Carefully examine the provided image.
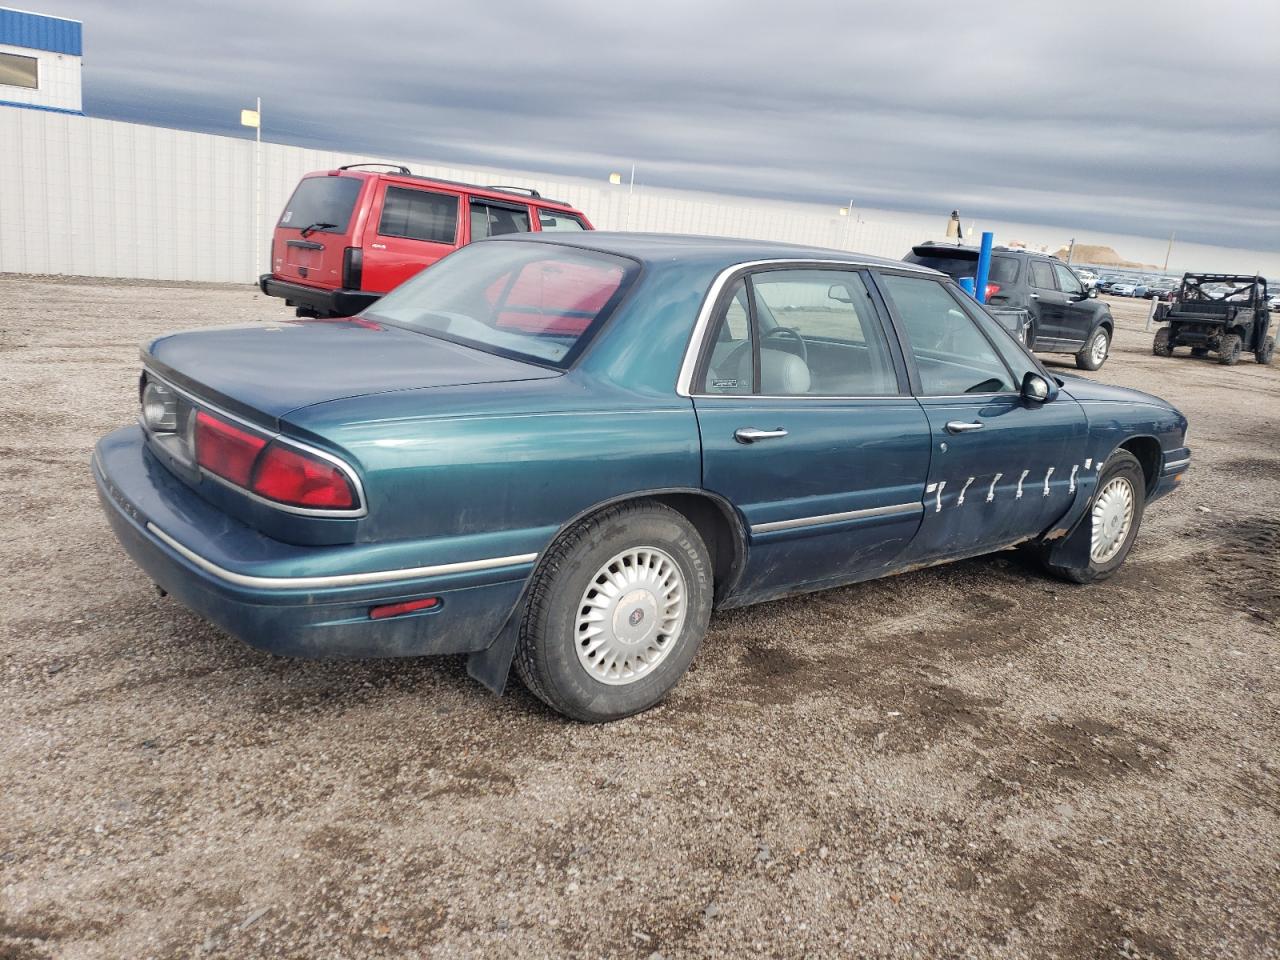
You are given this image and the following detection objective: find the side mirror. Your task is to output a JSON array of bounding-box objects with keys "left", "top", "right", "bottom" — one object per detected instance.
[
  {"left": 827, "top": 284, "right": 853, "bottom": 304},
  {"left": 1022, "top": 371, "right": 1056, "bottom": 404},
  {"left": 1088, "top": 287, "right": 1098, "bottom": 299}
]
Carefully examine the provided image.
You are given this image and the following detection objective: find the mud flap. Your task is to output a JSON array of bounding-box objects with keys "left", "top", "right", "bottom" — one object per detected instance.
[
  {"left": 466, "top": 610, "right": 522, "bottom": 696},
  {"left": 1040, "top": 497, "right": 1093, "bottom": 570}
]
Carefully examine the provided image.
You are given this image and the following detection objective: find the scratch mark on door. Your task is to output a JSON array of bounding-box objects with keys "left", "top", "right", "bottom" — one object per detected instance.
[{"left": 986, "top": 472, "right": 1003, "bottom": 502}]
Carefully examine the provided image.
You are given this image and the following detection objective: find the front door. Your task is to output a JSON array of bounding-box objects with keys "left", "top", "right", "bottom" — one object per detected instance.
[
  {"left": 1052, "top": 261, "right": 1096, "bottom": 346},
  {"left": 691, "top": 267, "right": 932, "bottom": 602},
  {"left": 872, "top": 271, "right": 1088, "bottom": 563}
]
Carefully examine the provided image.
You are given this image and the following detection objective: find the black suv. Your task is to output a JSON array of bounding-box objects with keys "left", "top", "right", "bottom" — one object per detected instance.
[{"left": 904, "top": 243, "right": 1115, "bottom": 370}]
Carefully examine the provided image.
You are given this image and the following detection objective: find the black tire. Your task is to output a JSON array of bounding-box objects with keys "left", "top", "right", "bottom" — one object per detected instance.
[
  {"left": 514, "top": 500, "right": 713, "bottom": 722},
  {"left": 1076, "top": 327, "right": 1110, "bottom": 371},
  {"left": 1257, "top": 336, "right": 1275, "bottom": 365},
  {"left": 1218, "top": 333, "right": 1242, "bottom": 365},
  {"left": 1041, "top": 450, "right": 1146, "bottom": 585},
  {"left": 1153, "top": 326, "right": 1173, "bottom": 357}
]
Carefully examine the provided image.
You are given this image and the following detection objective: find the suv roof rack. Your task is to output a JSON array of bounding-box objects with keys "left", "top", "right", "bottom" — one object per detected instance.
[
  {"left": 487, "top": 185, "right": 542, "bottom": 199},
  {"left": 338, "top": 162, "right": 412, "bottom": 175}
]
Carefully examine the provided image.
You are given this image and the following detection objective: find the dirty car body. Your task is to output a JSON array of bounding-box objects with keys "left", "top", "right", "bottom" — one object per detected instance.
[{"left": 94, "top": 234, "right": 1191, "bottom": 720}]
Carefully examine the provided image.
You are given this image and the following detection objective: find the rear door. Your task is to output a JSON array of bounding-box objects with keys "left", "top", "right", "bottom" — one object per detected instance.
[
  {"left": 273, "top": 175, "right": 367, "bottom": 289},
  {"left": 362, "top": 181, "right": 461, "bottom": 294},
  {"left": 691, "top": 266, "right": 931, "bottom": 602},
  {"left": 1027, "top": 258, "right": 1068, "bottom": 347}
]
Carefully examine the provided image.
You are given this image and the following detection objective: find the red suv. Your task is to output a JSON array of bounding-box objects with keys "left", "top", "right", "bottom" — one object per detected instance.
[{"left": 259, "top": 164, "right": 594, "bottom": 317}]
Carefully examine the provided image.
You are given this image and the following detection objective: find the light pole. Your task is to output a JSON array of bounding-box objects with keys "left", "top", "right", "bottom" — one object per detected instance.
[{"left": 838, "top": 198, "right": 854, "bottom": 248}]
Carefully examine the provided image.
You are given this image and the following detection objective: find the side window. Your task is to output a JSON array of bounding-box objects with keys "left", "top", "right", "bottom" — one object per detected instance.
[
  {"left": 950, "top": 288, "right": 1039, "bottom": 383},
  {"left": 877, "top": 273, "right": 1015, "bottom": 395},
  {"left": 470, "top": 201, "right": 532, "bottom": 240},
  {"left": 990, "top": 256, "right": 1020, "bottom": 284},
  {"left": 1053, "top": 263, "right": 1084, "bottom": 296},
  {"left": 749, "top": 270, "right": 898, "bottom": 395},
  {"left": 700, "top": 279, "right": 754, "bottom": 395},
  {"left": 537, "top": 210, "right": 587, "bottom": 232},
  {"left": 378, "top": 186, "right": 458, "bottom": 244},
  {"left": 1029, "top": 260, "right": 1057, "bottom": 290}
]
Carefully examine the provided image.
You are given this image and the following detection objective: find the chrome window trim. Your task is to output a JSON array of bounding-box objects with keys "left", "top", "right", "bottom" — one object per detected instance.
[
  {"left": 142, "top": 368, "right": 369, "bottom": 519},
  {"left": 146, "top": 522, "right": 537, "bottom": 590},
  {"left": 675, "top": 258, "right": 937, "bottom": 397},
  {"left": 750, "top": 501, "right": 923, "bottom": 534}
]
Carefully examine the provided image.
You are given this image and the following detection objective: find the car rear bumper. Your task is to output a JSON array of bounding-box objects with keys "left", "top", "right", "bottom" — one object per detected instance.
[
  {"left": 93, "top": 425, "right": 533, "bottom": 659},
  {"left": 258, "top": 275, "right": 380, "bottom": 317}
]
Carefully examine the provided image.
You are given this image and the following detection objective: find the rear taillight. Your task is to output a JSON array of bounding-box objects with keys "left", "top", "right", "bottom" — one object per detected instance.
[
  {"left": 342, "top": 247, "right": 363, "bottom": 290},
  {"left": 250, "top": 442, "right": 356, "bottom": 510},
  {"left": 984, "top": 282, "right": 1000, "bottom": 301},
  {"left": 195, "top": 411, "right": 267, "bottom": 486},
  {"left": 194, "top": 410, "right": 358, "bottom": 511}
]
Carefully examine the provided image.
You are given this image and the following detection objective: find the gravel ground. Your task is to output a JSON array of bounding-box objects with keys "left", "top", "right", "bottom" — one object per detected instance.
[{"left": 1, "top": 278, "right": 1277, "bottom": 960}]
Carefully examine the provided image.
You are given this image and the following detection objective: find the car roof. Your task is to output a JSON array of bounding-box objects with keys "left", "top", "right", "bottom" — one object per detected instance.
[
  {"left": 315, "top": 169, "right": 581, "bottom": 211},
  {"left": 490, "top": 231, "right": 942, "bottom": 275},
  {"left": 910, "top": 242, "right": 1053, "bottom": 261}
]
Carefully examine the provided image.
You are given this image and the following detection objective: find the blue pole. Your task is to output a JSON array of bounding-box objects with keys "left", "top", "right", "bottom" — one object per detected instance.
[
  {"left": 958, "top": 277, "right": 976, "bottom": 299},
  {"left": 974, "top": 231, "right": 994, "bottom": 304}
]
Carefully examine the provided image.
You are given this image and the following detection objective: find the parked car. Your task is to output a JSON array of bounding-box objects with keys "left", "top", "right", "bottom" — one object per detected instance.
[
  {"left": 1098, "top": 275, "right": 1132, "bottom": 294},
  {"left": 1073, "top": 268, "right": 1099, "bottom": 290},
  {"left": 903, "top": 242, "right": 1115, "bottom": 370},
  {"left": 95, "top": 234, "right": 1190, "bottom": 722},
  {"left": 1140, "top": 279, "right": 1178, "bottom": 301},
  {"left": 259, "top": 164, "right": 594, "bottom": 318},
  {"left": 1110, "top": 280, "right": 1140, "bottom": 297}
]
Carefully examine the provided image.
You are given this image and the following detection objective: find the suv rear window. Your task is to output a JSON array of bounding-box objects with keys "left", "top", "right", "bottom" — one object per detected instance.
[
  {"left": 537, "top": 210, "right": 587, "bottom": 232},
  {"left": 278, "top": 176, "right": 363, "bottom": 233},
  {"left": 905, "top": 250, "right": 1019, "bottom": 284},
  {"left": 364, "top": 241, "right": 636, "bottom": 367}
]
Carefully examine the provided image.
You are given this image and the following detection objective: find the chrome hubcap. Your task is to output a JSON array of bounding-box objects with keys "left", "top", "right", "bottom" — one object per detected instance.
[
  {"left": 574, "top": 547, "right": 687, "bottom": 685},
  {"left": 1091, "top": 476, "right": 1135, "bottom": 564},
  {"left": 1091, "top": 332, "right": 1108, "bottom": 364}
]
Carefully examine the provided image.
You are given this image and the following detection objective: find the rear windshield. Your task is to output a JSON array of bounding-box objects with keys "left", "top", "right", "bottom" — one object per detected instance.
[
  {"left": 278, "top": 176, "right": 363, "bottom": 233},
  {"left": 906, "top": 250, "right": 1019, "bottom": 284},
  {"left": 363, "top": 241, "right": 637, "bottom": 367}
]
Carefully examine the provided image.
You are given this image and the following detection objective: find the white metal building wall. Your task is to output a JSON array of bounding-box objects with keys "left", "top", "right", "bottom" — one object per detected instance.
[{"left": 0, "top": 107, "right": 928, "bottom": 284}]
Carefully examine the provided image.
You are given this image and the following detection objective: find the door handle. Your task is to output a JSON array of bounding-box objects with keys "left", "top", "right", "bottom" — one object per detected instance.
[
  {"left": 734, "top": 427, "right": 788, "bottom": 444},
  {"left": 1029, "top": 293, "right": 1040, "bottom": 300},
  {"left": 945, "top": 421, "right": 984, "bottom": 434}
]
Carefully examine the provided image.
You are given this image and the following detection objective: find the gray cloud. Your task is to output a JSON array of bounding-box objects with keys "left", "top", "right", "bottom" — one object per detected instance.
[{"left": 22, "top": 0, "right": 1280, "bottom": 250}]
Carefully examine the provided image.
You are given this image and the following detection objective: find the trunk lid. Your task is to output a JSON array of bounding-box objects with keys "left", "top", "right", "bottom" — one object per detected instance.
[{"left": 145, "top": 318, "right": 560, "bottom": 424}]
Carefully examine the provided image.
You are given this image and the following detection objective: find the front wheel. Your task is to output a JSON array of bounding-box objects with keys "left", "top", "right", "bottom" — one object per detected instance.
[
  {"left": 1153, "top": 326, "right": 1173, "bottom": 357},
  {"left": 1257, "top": 336, "right": 1275, "bottom": 365},
  {"left": 514, "top": 500, "right": 713, "bottom": 722},
  {"left": 1218, "top": 333, "right": 1242, "bottom": 365},
  {"left": 1041, "top": 450, "right": 1146, "bottom": 584},
  {"left": 1076, "top": 327, "right": 1110, "bottom": 370}
]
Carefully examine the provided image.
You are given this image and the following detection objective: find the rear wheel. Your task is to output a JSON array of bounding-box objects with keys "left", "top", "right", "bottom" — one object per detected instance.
[
  {"left": 1257, "top": 336, "right": 1275, "bottom": 365},
  {"left": 1153, "top": 326, "right": 1173, "bottom": 357},
  {"left": 1041, "top": 450, "right": 1146, "bottom": 584},
  {"left": 514, "top": 500, "right": 713, "bottom": 722},
  {"left": 1218, "top": 333, "right": 1242, "bottom": 365},
  {"left": 1076, "top": 327, "right": 1110, "bottom": 370}
]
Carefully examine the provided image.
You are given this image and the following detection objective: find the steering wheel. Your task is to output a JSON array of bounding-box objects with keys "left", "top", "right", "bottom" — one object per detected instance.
[{"left": 762, "top": 325, "right": 808, "bottom": 365}]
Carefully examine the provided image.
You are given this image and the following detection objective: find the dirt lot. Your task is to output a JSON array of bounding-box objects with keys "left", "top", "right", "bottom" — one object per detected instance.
[{"left": 1, "top": 278, "right": 1277, "bottom": 960}]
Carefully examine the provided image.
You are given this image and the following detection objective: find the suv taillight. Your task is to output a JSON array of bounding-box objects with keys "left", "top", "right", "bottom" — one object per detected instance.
[
  {"left": 194, "top": 410, "right": 356, "bottom": 510},
  {"left": 985, "top": 282, "right": 1001, "bottom": 301},
  {"left": 342, "top": 247, "right": 363, "bottom": 291}
]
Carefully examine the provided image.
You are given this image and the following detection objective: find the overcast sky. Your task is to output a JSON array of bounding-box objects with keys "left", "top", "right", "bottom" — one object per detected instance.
[{"left": 20, "top": 0, "right": 1280, "bottom": 252}]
